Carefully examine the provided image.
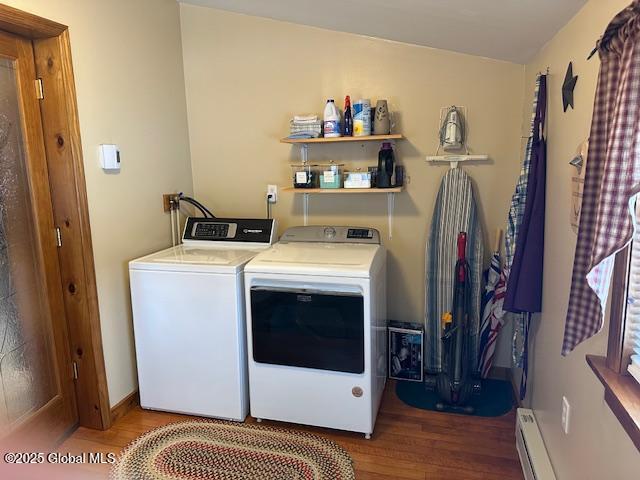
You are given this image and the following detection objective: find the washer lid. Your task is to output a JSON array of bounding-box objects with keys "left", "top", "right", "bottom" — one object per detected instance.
[
  {"left": 129, "top": 245, "right": 261, "bottom": 274},
  {"left": 244, "top": 242, "right": 382, "bottom": 278}
]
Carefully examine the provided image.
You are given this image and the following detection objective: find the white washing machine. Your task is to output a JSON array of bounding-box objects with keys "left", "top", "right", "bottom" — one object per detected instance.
[
  {"left": 129, "top": 217, "right": 276, "bottom": 421},
  {"left": 244, "top": 226, "right": 387, "bottom": 438}
]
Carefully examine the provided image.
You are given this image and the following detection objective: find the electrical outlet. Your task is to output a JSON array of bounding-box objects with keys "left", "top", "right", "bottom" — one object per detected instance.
[
  {"left": 267, "top": 185, "right": 278, "bottom": 204},
  {"left": 561, "top": 396, "right": 571, "bottom": 435}
]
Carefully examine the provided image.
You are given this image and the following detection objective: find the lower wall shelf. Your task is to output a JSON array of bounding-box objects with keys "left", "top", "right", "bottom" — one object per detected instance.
[
  {"left": 282, "top": 186, "right": 403, "bottom": 194},
  {"left": 281, "top": 186, "right": 402, "bottom": 239}
]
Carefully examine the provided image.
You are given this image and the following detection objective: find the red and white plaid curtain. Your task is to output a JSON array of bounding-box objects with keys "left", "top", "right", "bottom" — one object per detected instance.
[{"left": 564, "top": 1, "right": 640, "bottom": 355}]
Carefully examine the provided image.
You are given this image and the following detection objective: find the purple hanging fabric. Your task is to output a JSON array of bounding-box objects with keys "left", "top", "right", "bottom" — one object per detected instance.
[
  {"left": 504, "top": 75, "right": 547, "bottom": 400},
  {"left": 505, "top": 75, "right": 547, "bottom": 314}
]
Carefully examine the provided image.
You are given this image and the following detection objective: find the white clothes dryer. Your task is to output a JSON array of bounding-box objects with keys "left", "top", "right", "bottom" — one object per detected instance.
[{"left": 244, "top": 226, "right": 387, "bottom": 438}]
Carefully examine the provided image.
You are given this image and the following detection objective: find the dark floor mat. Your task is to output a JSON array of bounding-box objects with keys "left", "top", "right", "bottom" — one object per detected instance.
[{"left": 396, "top": 378, "right": 514, "bottom": 417}]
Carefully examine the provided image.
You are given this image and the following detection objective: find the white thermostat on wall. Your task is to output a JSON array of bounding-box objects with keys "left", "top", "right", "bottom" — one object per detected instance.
[{"left": 99, "top": 144, "right": 120, "bottom": 171}]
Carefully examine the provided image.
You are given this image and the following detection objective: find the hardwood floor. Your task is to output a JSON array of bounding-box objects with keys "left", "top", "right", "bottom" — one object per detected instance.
[{"left": 57, "top": 382, "right": 524, "bottom": 479}]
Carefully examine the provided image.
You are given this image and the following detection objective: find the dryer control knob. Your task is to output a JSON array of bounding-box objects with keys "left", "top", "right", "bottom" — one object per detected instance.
[{"left": 324, "top": 227, "right": 337, "bottom": 239}]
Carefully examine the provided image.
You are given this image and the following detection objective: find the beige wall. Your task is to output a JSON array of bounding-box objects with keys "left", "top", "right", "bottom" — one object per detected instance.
[
  {"left": 4, "top": 0, "right": 193, "bottom": 406},
  {"left": 522, "top": 0, "right": 640, "bottom": 478},
  {"left": 180, "top": 4, "right": 525, "bottom": 367}
]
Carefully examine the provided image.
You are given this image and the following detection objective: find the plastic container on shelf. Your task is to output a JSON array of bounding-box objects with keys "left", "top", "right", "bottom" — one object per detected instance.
[
  {"left": 344, "top": 169, "right": 372, "bottom": 189},
  {"left": 353, "top": 99, "right": 371, "bottom": 137},
  {"left": 291, "top": 164, "right": 319, "bottom": 188},
  {"left": 323, "top": 99, "right": 341, "bottom": 138},
  {"left": 319, "top": 162, "right": 344, "bottom": 189}
]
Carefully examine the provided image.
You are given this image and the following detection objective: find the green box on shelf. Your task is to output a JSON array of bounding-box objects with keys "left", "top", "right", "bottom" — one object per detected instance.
[{"left": 319, "top": 163, "right": 344, "bottom": 189}]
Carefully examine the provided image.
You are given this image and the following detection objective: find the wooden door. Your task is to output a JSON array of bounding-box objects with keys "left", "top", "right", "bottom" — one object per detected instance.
[{"left": 0, "top": 30, "right": 77, "bottom": 444}]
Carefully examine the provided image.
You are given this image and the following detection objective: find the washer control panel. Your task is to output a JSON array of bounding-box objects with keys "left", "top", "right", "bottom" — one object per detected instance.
[
  {"left": 182, "top": 217, "right": 276, "bottom": 245},
  {"left": 280, "top": 226, "right": 380, "bottom": 244},
  {"left": 192, "top": 221, "right": 236, "bottom": 239}
]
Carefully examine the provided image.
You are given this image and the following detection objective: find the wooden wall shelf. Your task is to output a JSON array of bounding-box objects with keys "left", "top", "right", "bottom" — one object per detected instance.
[
  {"left": 280, "top": 132, "right": 405, "bottom": 237},
  {"left": 281, "top": 134, "right": 403, "bottom": 144},
  {"left": 282, "top": 187, "right": 403, "bottom": 194}
]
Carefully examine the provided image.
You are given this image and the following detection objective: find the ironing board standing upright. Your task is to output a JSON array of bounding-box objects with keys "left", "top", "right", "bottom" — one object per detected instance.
[{"left": 424, "top": 168, "right": 484, "bottom": 374}]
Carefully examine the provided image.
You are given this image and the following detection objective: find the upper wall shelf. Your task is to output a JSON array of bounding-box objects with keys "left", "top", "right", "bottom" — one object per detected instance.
[{"left": 280, "top": 134, "right": 403, "bottom": 144}]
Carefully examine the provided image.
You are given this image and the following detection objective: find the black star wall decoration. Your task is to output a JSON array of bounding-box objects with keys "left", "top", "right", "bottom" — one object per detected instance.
[{"left": 562, "top": 62, "right": 578, "bottom": 112}]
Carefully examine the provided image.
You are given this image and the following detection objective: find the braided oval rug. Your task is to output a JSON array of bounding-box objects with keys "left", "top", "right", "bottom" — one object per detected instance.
[{"left": 110, "top": 420, "right": 355, "bottom": 480}]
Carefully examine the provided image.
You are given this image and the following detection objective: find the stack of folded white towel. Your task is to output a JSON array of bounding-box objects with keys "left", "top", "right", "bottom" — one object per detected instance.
[{"left": 288, "top": 115, "right": 322, "bottom": 138}]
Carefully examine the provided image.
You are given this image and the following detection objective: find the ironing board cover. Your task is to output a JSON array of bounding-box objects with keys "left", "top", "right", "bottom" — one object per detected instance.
[{"left": 424, "top": 168, "right": 484, "bottom": 374}]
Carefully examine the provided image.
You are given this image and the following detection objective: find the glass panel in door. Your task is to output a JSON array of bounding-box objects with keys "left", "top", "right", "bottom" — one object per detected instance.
[{"left": 0, "top": 57, "right": 56, "bottom": 433}]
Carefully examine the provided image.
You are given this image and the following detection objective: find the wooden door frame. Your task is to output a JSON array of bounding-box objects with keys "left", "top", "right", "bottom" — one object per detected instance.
[{"left": 0, "top": 4, "right": 110, "bottom": 430}]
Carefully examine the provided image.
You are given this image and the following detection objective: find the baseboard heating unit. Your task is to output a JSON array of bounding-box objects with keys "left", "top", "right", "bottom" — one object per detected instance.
[{"left": 515, "top": 408, "right": 557, "bottom": 480}]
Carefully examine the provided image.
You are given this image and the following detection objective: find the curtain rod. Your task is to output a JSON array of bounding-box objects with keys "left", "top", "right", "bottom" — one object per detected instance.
[{"left": 588, "top": 2, "right": 640, "bottom": 60}]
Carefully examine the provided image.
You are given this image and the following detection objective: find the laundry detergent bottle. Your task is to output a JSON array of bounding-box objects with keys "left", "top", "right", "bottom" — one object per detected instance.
[
  {"left": 376, "top": 142, "right": 395, "bottom": 188},
  {"left": 323, "top": 99, "right": 341, "bottom": 138}
]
